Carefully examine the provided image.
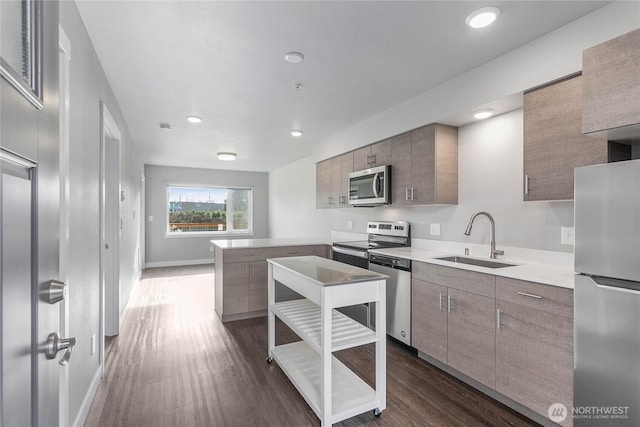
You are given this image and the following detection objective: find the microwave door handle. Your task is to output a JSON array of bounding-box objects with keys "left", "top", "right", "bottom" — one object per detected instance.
[{"left": 372, "top": 173, "right": 380, "bottom": 198}]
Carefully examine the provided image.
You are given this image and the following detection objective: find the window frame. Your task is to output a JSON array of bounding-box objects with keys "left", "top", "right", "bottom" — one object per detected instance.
[{"left": 164, "top": 184, "right": 254, "bottom": 238}]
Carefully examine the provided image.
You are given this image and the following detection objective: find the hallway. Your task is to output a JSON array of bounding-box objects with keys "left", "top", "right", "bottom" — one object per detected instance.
[{"left": 85, "top": 265, "right": 535, "bottom": 426}]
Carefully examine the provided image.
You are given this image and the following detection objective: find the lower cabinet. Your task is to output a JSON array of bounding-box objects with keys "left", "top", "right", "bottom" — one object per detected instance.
[
  {"left": 216, "top": 244, "right": 329, "bottom": 321},
  {"left": 412, "top": 262, "right": 573, "bottom": 426},
  {"left": 495, "top": 277, "right": 573, "bottom": 427}
]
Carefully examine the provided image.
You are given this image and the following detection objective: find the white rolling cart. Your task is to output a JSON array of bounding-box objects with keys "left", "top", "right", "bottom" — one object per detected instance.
[{"left": 267, "top": 256, "right": 388, "bottom": 426}]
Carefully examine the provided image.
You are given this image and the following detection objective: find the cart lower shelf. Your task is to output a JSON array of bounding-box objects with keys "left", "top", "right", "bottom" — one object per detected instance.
[{"left": 271, "top": 341, "right": 380, "bottom": 424}]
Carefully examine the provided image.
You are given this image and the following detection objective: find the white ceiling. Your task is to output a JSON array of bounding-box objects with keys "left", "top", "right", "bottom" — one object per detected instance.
[{"left": 75, "top": 1, "right": 610, "bottom": 172}]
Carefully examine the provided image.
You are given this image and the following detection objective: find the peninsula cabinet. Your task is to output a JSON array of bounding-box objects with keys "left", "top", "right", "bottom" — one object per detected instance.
[
  {"left": 392, "top": 124, "right": 458, "bottom": 206},
  {"left": 495, "top": 277, "right": 573, "bottom": 427},
  {"left": 315, "top": 152, "right": 353, "bottom": 209},
  {"left": 353, "top": 138, "right": 392, "bottom": 171},
  {"left": 582, "top": 28, "right": 640, "bottom": 142},
  {"left": 214, "top": 244, "right": 329, "bottom": 321},
  {"left": 523, "top": 75, "right": 608, "bottom": 201},
  {"left": 412, "top": 262, "right": 496, "bottom": 388}
]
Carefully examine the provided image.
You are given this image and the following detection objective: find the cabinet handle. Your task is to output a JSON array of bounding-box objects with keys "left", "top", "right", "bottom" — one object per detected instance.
[
  {"left": 497, "top": 308, "right": 501, "bottom": 331},
  {"left": 328, "top": 196, "right": 333, "bottom": 205},
  {"left": 371, "top": 154, "right": 376, "bottom": 166},
  {"left": 517, "top": 291, "right": 542, "bottom": 299},
  {"left": 405, "top": 187, "right": 410, "bottom": 201},
  {"left": 524, "top": 174, "right": 529, "bottom": 195},
  {"left": 447, "top": 294, "right": 451, "bottom": 313},
  {"left": 411, "top": 187, "right": 415, "bottom": 200},
  {"left": 366, "top": 155, "right": 371, "bottom": 167},
  {"left": 439, "top": 293, "right": 442, "bottom": 310}
]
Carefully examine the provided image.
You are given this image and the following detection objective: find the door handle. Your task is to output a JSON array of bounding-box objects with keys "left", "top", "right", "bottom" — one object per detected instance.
[
  {"left": 372, "top": 173, "right": 380, "bottom": 198},
  {"left": 46, "top": 332, "right": 77, "bottom": 366}
]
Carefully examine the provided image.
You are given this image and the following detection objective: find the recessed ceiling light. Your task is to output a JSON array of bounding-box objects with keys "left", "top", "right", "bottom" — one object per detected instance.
[
  {"left": 285, "top": 52, "right": 304, "bottom": 64},
  {"left": 473, "top": 109, "right": 495, "bottom": 119},
  {"left": 187, "top": 116, "right": 202, "bottom": 123},
  {"left": 217, "top": 152, "right": 236, "bottom": 161},
  {"left": 466, "top": 7, "right": 501, "bottom": 29},
  {"left": 290, "top": 130, "right": 303, "bottom": 137},
  {"left": 159, "top": 123, "right": 171, "bottom": 131}
]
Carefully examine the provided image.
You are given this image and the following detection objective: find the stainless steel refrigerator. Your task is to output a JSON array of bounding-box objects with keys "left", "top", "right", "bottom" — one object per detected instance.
[{"left": 574, "top": 160, "right": 640, "bottom": 426}]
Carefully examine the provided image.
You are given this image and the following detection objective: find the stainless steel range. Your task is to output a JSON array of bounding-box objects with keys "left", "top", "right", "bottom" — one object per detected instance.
[{"left": 332, "top": 221, "right": 411, "bottom": 345}]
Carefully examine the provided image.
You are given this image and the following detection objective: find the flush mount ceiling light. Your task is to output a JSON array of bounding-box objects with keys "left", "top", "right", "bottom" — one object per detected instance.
[
  {"left": 290, "top": 130, "right": 304, "bottom": 137},
  {"left": 159, "top": 123, "right": 171, "bottom": 131},
  {"left": 473, "top": 109, "right": 495, "bottom": 119},
  {"left": 466, "top": 6, "right": 501, "bottom": 28},
  {"left": 186, "top": 115, "right": 202, "bottom": 123},
  {"left": 217, "top": 152, "right": 236, "bottom": 161},
  {"left": 285, "top": 52, "right": 304, "bottom": 64}
]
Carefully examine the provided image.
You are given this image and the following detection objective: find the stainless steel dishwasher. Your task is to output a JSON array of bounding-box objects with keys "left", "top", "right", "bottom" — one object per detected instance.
[{"left": 368, "top": 253, "right": 411, "bottom": 346}]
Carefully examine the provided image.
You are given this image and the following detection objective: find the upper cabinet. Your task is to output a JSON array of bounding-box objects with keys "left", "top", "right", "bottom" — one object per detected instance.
[
  {"left": 523, "top": 75, "right": 608, "bottom": 201},
  {"left": 393, "top": 124, "right": 458, "bottom": 206},
  {"left": 353, "top": 138, "right": 392, "bottom": 171},
  {"left": 315, "top": 152, "right": 353, "bottom": 209},
  {"left": 582, "top": 28, "right": 640, "bottom": 143}
]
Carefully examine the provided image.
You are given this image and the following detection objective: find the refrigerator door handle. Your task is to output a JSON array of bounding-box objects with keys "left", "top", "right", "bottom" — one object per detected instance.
[{"left": 592, "top": 275, "right": 640, "bottom": 295}]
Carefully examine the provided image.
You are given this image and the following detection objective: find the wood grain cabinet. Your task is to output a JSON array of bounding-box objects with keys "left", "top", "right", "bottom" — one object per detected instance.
[
  {"left": 315, "top": 152, "right": 353, "bottom": 209},
  {"left": 523, "top": 75, "right": 608, "bottom": 201},
  {"left": 353, "top": 138, "right": 392, "bottom": 170},
  {"left": 582, "top": 28, "right": 640, "bottom": 142},
  {"left": 392, "top": 124, "right": 458, "bottom": 206},
  {"left": 412, "top": 262, "right": 496, "bottom": 388},
  {"left": 495, "top": 277, "right": 573, "bottom": 426},
  {"left": 215, "top": 244, "right": 329, "bottom": 321}
]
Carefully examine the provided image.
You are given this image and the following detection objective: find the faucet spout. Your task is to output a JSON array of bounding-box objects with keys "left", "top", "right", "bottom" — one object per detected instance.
[{"left": 463, "top": 211, "right": 504, "bottom": 259}]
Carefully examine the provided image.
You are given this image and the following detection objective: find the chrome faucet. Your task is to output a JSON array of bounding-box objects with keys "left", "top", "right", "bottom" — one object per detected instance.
[{"left": 464, "top": 211, "right": 504, "bottom": 259}]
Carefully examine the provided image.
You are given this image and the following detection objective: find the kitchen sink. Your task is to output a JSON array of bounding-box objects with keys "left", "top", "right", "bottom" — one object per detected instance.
[{"left": 434, "top": 256, "right": 516, "bottom": 269}]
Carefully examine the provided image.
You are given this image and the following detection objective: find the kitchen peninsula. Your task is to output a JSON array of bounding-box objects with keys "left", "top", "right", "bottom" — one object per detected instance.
[{"left": 212, "top": 238, "right": 330, "bottom": 322}]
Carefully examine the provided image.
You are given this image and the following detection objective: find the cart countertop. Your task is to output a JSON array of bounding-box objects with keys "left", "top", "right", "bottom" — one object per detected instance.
[{"left": 268, "top": 255, "right": 388, "bottom": 286}]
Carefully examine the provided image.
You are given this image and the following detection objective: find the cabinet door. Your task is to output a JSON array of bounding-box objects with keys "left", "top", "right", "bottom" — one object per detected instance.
[
  {"left": 447, "top": 288, "right": 496, "bottom": 388},
  {"left": 353, "top": 146, "right": 372, "bottom": 171},
  {"left": 249, "top": 261, "right": 269, "bottom": 312},
  {"left": 582, "top": 28, "right": 640, "bottom": 137},
  {"left": 316, "top": 158, "right": 332, "bottom": 208},
  {"left": 371, "top": 138, "right": 392, "bottom": 167},
  {"left": 411, "top": 124, "right": 436, "bottom": 204},
  {"left": 496, "top": 300, "right": 573, "bottom": 426},
  {"left": 390, "top": 132, "right": 412, "bottom": 206},
  {"left": 412, "top": 279, "right": 447, "bottom": 364},
  {"left": 523, "top": 75, "right": 607, "bottom": 201},
  {"left": 331, "top": 152, "right": 353, "bottom": 207},
  {"left": 222, "top": 262, "right": 249, "bottom": 314},
  {"left": 305, "top": 245, "right": 329, "bottom": 258}
]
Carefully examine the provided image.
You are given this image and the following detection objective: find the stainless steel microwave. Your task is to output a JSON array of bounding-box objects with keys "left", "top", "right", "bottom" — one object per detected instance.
[{"left": 348, "top": 165, "right": 391, "bottom": 206}]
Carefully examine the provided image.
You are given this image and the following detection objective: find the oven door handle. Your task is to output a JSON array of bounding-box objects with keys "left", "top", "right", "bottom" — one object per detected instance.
[{"left": 332, "top": 246, "right": 368, "bottom": 259}]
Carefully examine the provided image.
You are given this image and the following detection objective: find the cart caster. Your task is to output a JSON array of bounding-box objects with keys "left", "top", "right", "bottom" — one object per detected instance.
[
  {"left": 373, "top": 408, "right": 382, "bottom": 417},
  {"left": 266, "top": 355, "right": 273, "bottom": 363}
]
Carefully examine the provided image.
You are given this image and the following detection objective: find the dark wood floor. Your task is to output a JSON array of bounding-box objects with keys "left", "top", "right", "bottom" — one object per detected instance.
[{"left": 85, "top": 264, "right": 538, "bottom": 427}]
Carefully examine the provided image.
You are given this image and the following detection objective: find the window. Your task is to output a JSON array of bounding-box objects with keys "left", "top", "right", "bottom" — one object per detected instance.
[{"left": 167, "top": 186, "right": 253, "bottom": 235}]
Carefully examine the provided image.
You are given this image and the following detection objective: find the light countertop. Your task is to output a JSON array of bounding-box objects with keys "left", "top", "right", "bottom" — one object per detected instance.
[
  {"left": 369, "top": 247, "right": 575, "bottom": 289},
  {"left": 268, "top": 255, "right": 388, "bottom": 286},
  {"left": 212, "top": 238, "right": 329, "bottom": 249}
]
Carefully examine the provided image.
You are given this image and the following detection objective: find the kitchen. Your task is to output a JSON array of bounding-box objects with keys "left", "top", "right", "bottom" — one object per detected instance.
[{"left": 1, "top": 1, "right": 639, "bottom": 427}]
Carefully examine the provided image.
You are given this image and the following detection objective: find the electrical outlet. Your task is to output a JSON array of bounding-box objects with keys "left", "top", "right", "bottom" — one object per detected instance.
[
  {"left": 430, "top": 224, "right": 441, "bottom": 236},
  {"left": 209, "top": 246, "right": 214, "bottom": 252},
  {"left": 347, "top": 221, "right": 353, "bottom": 230},
  {"left": 561, "top": 227, "right": 575, "bottom": 245},
  {"left": 148, "top": 215, "right": 153, "bottom": 222},
  {"left": 91, "top": 334, "right": 96, "bottom": 355}
]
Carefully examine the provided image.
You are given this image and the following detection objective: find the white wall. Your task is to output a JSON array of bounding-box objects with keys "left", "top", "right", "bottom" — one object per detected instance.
[
  {"left": 145, "top": 164, "right": 269, "bottom": 266},
  {"left": 269, "top": 110, "right": 574, "bottom": 253}
]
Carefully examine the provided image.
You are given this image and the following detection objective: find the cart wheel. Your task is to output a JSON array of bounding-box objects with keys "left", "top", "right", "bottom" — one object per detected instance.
[
  {"left": 373, "top": 408, "right": 382, "bottom": 417},
  {"left": 266, "top": 355, "right": 273, "bottom": 363}
]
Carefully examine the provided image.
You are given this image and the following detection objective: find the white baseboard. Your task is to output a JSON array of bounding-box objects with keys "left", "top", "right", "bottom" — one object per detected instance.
[
  {"left": 144, "top": 258, "right": 214, "bottom": 269},
  {"left": 72, "top": 367, "right": 101, "bottom": 427}
]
